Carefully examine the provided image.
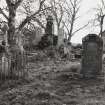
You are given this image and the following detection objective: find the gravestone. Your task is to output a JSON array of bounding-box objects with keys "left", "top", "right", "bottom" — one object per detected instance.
[{"left": 81, "top": 34, "right": 103, "bottom": 78}]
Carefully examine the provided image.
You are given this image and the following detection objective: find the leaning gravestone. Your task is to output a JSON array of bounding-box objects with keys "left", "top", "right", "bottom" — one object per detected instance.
[{"left": 81, "top": 34, "right": 103, "bottom": 78}]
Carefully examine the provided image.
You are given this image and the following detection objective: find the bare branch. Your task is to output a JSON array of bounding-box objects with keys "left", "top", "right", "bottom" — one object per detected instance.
[
  {"left": 65, "top": 0, "right": 73, "bottom": 15},
  {"left": 58, "top": 5, "right": 63, "bottom": 27},
  {"left": 0, "top": 8, "right": 8, "bottom": 20},
  {"left": 92, "top": 0, "right": 105, "bottom": 35},
  {"left": 72, "top": 22, "right": 89, "bottom": 35},
  {"left": 15, "top": 0, "right": 23, "bottom": 9},
  {"left": 101, "top": 0, "right": 105, "bottom": 9},
  {"left": 6, "top": 0, "right": 11, "bottom": 7},
  {"left": 62, "top": 0, "right": 84, "bottom": 41},
  {"left": 50, "top": 0, "right": 64, "bottom": 31},
  {"left": 69, "top": 0, "right": 74, "bottom": 8},
  {"left": 62, "top": 21, "right": 70, "bottom": 35},
  {"left": 18, "top": 0, "right": 48, "bottom": 30},
  {"left": 32, "top": 17, "right": 45, "bottom": 29}
]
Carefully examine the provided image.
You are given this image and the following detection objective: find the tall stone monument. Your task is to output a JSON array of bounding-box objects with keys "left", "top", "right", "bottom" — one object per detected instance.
[
  {"left": 38, "top": 15, "right": 56, "bottom": 49},
  {"left": 45, "top": 15, "right": 53, "bottom": 35},
  {"left": 81, "top": 34, "right": 103, "bottom": 78},
  {"left": 58, "top": 28, "right": 64, "bottom": 46}
]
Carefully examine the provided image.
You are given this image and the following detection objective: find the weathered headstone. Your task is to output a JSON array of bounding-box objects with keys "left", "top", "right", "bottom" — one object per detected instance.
[{"left": 81, "top": 34, "right": 103, "bottom": 78}]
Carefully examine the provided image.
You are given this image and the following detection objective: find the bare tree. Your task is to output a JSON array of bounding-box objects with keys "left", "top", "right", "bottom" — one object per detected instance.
[
  {"left": 5, "top": 0, "right": 23, "bottom": 45},
  {"left": 35, "top": 0, "right": 64, "bottom": 34},
  {"left": 50, "top": 0, "right": 64, "bottom": 34},
  {"left": 18, "top": 0, "right": 50, "bottom": 31},
  {"left": 93, "top": 0, "right": 105, "bottom": 37},
  {"left": 63, "top": 0, "right": 89, "bottom": 42},
  {"left": 0, "top": 0, "right": 47, "bottom": 47},
  {"left": 0, "top": 0, "right": 49, "bottom": 75}
]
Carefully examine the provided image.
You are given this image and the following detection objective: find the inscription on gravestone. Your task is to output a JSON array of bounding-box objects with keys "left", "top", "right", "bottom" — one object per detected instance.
[{"left": 81, "top": 34, "right": 103, "bottom": 78}]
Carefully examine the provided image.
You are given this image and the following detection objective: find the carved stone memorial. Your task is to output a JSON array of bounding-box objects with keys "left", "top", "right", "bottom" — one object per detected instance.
[{"left": 81, "top": 34, "right": 103, "bottom": 78}]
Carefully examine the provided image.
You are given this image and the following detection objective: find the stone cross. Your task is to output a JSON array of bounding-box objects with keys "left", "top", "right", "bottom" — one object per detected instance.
[{"left": 81, "top": 34, "right": 103, "bottom": 78}]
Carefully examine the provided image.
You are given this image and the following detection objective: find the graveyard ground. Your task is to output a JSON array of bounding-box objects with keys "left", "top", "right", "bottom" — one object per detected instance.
[{"left": 0, "top": 50, "right": 105, "bottom": 105}]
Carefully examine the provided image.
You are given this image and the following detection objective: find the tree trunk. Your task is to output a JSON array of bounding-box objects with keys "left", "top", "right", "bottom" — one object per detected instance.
[
  {"left": 68, "top": 15, "right": 75, "bottom": 42},
  {"left": 100, "top": 16, "right": 104, "bottom": 37},
  {"left": 7, "top": 5, "right": 16, "bottom": 46},
  {"left": 7, "top": 4, "right": 23, "bottom": 77}
]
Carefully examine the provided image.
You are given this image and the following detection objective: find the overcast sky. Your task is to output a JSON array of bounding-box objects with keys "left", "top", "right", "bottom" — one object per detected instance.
[{"left": 71, "top": 0, "right": 101, "bottom": 44}]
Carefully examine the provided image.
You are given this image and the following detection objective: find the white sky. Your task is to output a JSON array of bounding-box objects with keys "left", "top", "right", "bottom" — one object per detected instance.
[
  {"left": 71, "top": 0, "right": 101, "bottom": 43},
  {"left": 0, "top": 0, "right": 103, "bottom": 44}
]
